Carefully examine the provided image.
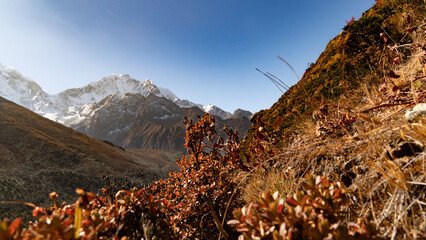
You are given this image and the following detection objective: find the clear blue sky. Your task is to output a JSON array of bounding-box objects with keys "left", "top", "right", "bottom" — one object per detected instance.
[{"left": 0, "top": 0, "right": 374, "bottom": 113}]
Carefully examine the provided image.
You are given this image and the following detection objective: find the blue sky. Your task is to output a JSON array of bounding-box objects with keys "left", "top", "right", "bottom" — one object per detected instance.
[{"left": 0, "top": 0, "right": 374, "bottom": 113}]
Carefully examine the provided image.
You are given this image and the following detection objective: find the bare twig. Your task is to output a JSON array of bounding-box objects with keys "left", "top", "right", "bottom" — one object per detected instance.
[
  {"left": 0, "top": 201, "right": 37, "bottom": 208},
  {"left": 360, "top": 102, "right": 413, "bottom": 113}
]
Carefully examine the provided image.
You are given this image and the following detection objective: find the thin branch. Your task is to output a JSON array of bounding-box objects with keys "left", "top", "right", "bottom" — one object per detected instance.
[
  {"left": 360, "top": 102, "right": 413, "bottom": 113},
  {"left": 208, "top": 198, "right": 230, "bottom": 240},
  {"left": 0, "top": 201, "right": 37, "bottom": 208}
]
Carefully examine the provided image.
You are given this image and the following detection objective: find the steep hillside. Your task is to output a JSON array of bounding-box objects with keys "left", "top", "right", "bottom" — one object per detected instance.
[
  {"left": 235, "top": 0, "right": 426, "bottom": 238},
  {"left": 123, "top": 102, "right": 251, "bottom": 151},
  {"left": 0, "top": 96, "right": 179, "bottom": 221},
  {"left": 244, "top": 0, "right": 424, "bottom": 147}
]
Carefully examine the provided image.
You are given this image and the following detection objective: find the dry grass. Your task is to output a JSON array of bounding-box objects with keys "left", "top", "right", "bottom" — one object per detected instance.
[
  {"left": 243, "top": 94, "right": 426, "bottom": 239},
  {"left": 242, "top": 13, "right": 426, "bottom": 239},
  {"left": 242, "top": 167, "right": 296, "bottom": 204},
  {"left": 0, "top": 96, "right": 180, "bottom": 222}
]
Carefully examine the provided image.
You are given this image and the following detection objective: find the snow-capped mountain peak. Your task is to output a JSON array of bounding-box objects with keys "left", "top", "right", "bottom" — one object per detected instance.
[
  {"left": 203, "top": 104, "right": 232, "bottom": 120},
  {"left": 0, "top": 63, "right": 251, "bottom": 126},
  {"left": 142, "top": 78, "right": 153, "bottom": 87},
  {"left": 0, "top": 63, "right": 51, "bottom": 111},
  {"left": 0, "top": 63, "right": 253, "bottom": 152}
]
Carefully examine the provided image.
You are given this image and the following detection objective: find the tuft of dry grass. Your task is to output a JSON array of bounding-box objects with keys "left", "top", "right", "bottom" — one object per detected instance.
[{"left": 242, "top": 167, "right": 296, "bottom": 204}]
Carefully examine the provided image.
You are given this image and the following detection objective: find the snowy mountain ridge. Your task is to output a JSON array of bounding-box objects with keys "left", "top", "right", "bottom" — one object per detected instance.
[
  {"left": 0, "top": 63, "right": 251, "bottom": 126},
  {"left": 0, "top": 62, "right": 52, "bottom": 112}
]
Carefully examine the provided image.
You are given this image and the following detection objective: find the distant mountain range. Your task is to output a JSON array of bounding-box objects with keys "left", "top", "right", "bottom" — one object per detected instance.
[{"left": 0, "top": 63, "right": 252, "bottom": 151}]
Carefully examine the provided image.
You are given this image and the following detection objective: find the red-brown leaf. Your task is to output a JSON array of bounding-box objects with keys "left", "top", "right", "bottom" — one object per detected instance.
[
  {"left": 286, "top": 198, "right": 299, "bottom": 207},
  {"left": 388, "top": 70, "right": 400, "bottom": 78},
  {"left": 392, "top": 86, "right": 400, "bottom": 92},
  {"left": 276, "top": 204, "right": 284, "bottom": 213},
  {"left": 406, "top": 26, "right": 418, "bottom": 33},
  {"left": 332, "top": 189, "right": 342, "bottom": 199},
  {"left": 8, "top": 218, "right": 22, "bottom": 236}
]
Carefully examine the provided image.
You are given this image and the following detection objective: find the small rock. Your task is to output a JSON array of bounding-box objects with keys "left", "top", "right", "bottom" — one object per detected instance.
[{"left": 405, "top": 103, "right": 426, "bottom": 121}]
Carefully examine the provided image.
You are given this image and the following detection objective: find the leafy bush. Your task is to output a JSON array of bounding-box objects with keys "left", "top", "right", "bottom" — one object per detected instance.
[
  {"left": 229, "top": 175, "right": 380, "bottom": 240},
  {"left": 144, "top": 114, "right": 245, "bottom": 239},
  {"left": 1, "top": 114, "right": 245, "bottom": 239}
]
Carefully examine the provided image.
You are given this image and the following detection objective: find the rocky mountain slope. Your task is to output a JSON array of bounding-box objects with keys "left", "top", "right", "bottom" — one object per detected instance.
[
  {"left": 0, "top": 96, "right": 180, "bottom": 221},
  {"left": 0, "top": 65, "right": 252, "bottom": 150}
]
